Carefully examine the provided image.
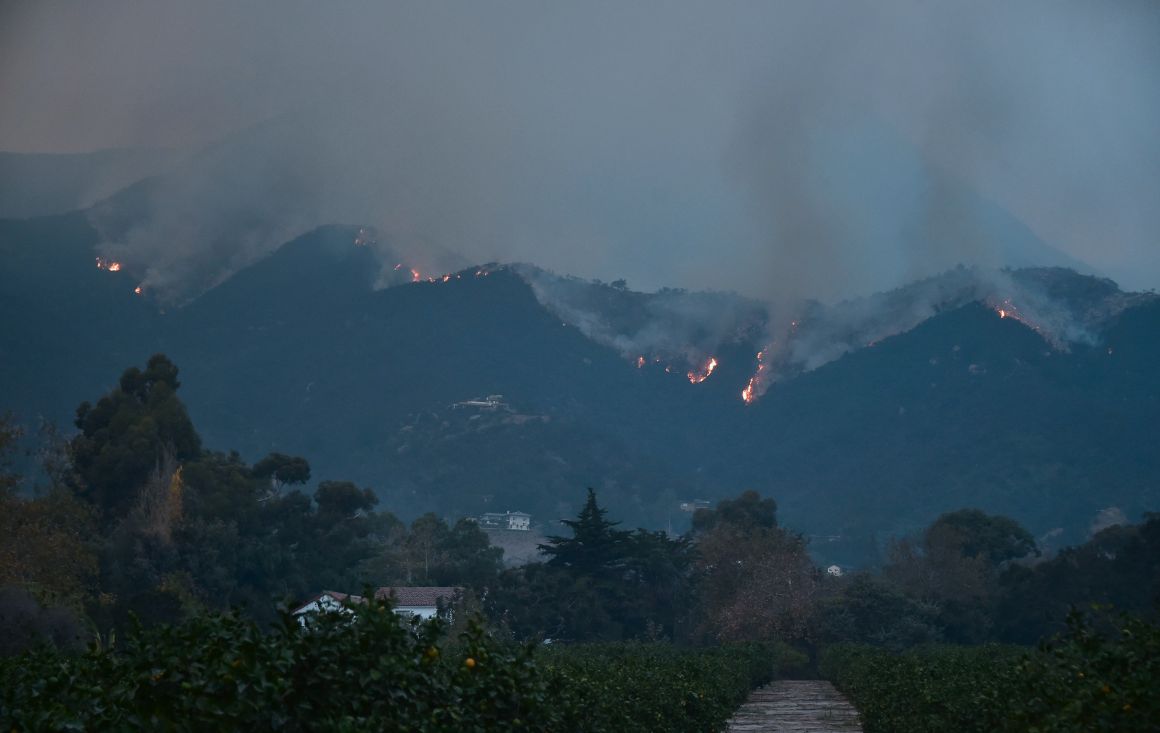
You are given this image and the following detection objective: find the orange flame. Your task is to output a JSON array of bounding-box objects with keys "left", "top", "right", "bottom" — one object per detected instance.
[
  {"left": 636, "top": 356, "right": 646, "bottom": 369},
  {"left": 411, "top": 269, "right": 422, "bottom": 283},
  {"left": 133, "top": 285, "right": 143, "bottom": 295},
  {"left": 95, "top": 257, "right": 122, "bottom": 272},
  {"left": 741, "top": 379, "right": 757, "bottom": 404},
  {"left": 741, "top": 351, "right": 767, "bottom": 404},
  {"left": 687, "top": 357, "right": 719, "bottom": 384}
]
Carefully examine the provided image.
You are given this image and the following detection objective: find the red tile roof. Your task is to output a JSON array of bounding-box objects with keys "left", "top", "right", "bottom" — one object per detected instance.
[
  {"left": 374, "top": 586, "right": 460, "bottom": 607},
  {"left": 293, "top": 587, "right": 461, "bottom": 615}
]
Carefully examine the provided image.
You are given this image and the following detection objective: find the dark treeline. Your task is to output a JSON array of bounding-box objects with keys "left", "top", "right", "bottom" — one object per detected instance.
[
  {"left": 0, "top": 355, "right": 503, "bottom": 652},
  {"left": 1, "top": 354, "right": 1158, "bottom": 658}
]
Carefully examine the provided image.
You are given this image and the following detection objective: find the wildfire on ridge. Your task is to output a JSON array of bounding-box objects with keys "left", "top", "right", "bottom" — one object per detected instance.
[
  {"left": 992, "top": 297, "right": 1022, "bottom": 321},
  {"left": 741, "top": 350, "right": 767, "bottom": 404},
  {"left": 95, "top": 257, "right": 122, "bottom": 272},
  {"left": 687, "top": 357, "right": 719, "bottom": 384},
  {"left": 397, "top": 263, "right": 479, "bottom": 284},
  {"left": 396, "top": 264, "right": 498, "bottom": 286},
  {"left": 992, "top": 298, "right": 1035, "bottom": 329}
]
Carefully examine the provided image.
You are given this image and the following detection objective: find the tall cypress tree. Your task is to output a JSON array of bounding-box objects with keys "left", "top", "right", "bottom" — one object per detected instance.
[{"left": 540, "top": 488, "right": 629, "bottom": 575}]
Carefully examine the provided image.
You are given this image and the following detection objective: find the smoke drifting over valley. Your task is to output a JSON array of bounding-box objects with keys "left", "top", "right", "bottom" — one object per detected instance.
[{"left": 1, "top": 2, "right": 1158, "bottom": 302}]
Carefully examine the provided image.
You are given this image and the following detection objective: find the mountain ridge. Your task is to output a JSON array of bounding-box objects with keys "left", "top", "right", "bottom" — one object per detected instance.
[{"left": 1, "top": 216, "right": 1156, "bottom": 557}]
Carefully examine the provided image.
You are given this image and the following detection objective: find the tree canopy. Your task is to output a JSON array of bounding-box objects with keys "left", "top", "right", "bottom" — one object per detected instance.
[{"left": 71, "top": 354, "right": 201, "bottom": 521}]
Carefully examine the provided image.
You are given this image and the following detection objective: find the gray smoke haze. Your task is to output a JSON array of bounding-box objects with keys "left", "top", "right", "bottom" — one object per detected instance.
[
  {"left": 1, "top": 1, "right": 1158, "bottom": 301},
  {"left": 520, "top": 261, "right": 1157, "bottom": 400}
]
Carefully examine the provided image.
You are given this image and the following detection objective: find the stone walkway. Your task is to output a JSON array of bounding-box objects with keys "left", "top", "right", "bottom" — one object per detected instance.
[{"left": 726, "top": 680, "right": 863, "bottom": 732}]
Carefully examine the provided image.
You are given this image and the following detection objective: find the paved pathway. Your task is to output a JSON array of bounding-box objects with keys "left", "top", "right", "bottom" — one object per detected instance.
[{"left": 726, "top": 680, "right": 862, "bottom": 732}]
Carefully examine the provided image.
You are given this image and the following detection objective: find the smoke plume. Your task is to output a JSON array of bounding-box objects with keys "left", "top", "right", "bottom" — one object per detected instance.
[{"left": 1, "top": 2, "right": 1157, "bottom": 301}]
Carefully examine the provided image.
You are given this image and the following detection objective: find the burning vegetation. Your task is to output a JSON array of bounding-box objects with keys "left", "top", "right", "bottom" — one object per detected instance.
[
  {"left": 741, "top": 350, "right": 767, "bottom": 404},
  {"left": 95, "top": 257, "right": 122, "bottom": 272},
  {"left": 388, "top": 261, "right": 496, "bottom": 286},
  {"left": 686, "top": 357, "right": 719, "bottom": 384}
]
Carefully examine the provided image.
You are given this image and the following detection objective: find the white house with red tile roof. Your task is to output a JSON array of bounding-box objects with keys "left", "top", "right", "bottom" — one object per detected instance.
[
  {"left": 292, "top": 587, "right": 461, "bottom": 622},
  {"left": 374, "top": 586, "right": 460, "bottom": 619}
]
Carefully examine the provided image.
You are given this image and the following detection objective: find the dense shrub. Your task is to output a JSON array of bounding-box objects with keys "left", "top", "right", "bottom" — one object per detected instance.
[
  {"left": 821, "top": 610, "right": 1160, "bottom": 733},
  {"left": 0, "top": 601, "right": 565, "bottom": 732},
  {"left": 0, "top": 597, "right": 792, "bottom": 731},
  {"left": 544, "top": 641, "right": 799, "bottom": 733},
  {"left": 821, "top": 643, "right": 1024, "bottom": 732}
]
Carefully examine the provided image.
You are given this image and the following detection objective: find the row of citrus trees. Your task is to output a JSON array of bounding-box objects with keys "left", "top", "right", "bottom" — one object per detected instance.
[
  {"left": 820, "top": 611, "right": 1159, "bottom": 733},
  {"left": 0, "top": 596, "right": 794, "bottom": 732}
]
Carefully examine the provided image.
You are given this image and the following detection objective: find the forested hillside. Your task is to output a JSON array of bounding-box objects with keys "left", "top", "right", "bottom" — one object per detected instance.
[{"left": 2, "top": 216, "right": 1157, "bottom": 546}]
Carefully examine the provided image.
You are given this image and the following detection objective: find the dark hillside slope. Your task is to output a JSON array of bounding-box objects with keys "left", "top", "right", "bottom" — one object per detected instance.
[
  {"left": 720, "top": 301, "right": 1160, "bottom": 551},
  {"left": 163, "top": 228, "right": 714, "bottom": 522},
  {"left": 0, "top": 219, "right": 1156, "bottom": 544},
  {"left": 0, "top": 213, "right": 162, "bottom": 426}
]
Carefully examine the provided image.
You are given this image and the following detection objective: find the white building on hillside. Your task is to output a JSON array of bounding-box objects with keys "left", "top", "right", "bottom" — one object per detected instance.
[{"left": 478, "top": 510, "right": 532, "bottom": 531}]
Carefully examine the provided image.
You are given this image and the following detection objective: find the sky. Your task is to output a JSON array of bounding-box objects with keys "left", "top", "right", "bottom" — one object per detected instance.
[{"left": 1, "top": 1, "right": 1157, "bottom": 299}]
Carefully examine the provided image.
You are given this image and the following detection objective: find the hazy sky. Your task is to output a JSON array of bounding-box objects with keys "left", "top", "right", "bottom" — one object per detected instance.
[{"left": 1, "top": 1, "right": 1157, "bottom": 298}]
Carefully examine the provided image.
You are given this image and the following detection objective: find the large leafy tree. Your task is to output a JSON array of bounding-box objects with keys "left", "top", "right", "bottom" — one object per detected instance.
[
  {"left": 692, "top": 490, "right": 777, "bottom": 534},
  {"left": 925, "top": 509, "right": 1037, "bottom": 566},
  {"left": 885, "top": 508, "right": 1038, "bottom": 643},
  {"left": 693, "top": 490, "right": 819, "bottom": 643},
  {"left": 71, "top": 354, "right": 201, "bottom": 522},
  {"left": 251, "top": 452, "right": 311, "bottom": 496},
  {"left": 995, "top": 514, "right": 1160, "bottom": 643}
]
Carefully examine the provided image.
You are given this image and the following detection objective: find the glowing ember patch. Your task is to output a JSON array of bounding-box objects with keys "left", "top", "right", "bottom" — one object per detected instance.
[
  {"left": 636, "top": 356, "right": 646, "bottom": 369},
  {"left": 687, "top": 357, "right": 719, "bottom": 384},
  {"left": 998, "top": 309, "right": 1007, "bottom": 319},
  {"left": 442, "top": 274, "right": 451, "bottom": 282},
  {"left": 411, "top": 269, "right": 422, "bottom": 283},
  {"left": 95, "top": 257, "right": 123, "bottom": 272},
  {"left": 133, "top": 285, "right": 143, "bottom": 295}
]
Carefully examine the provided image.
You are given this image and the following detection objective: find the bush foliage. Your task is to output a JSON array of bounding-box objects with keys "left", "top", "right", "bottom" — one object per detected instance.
[
  {"left": 821, "top": 610, "right": 1160, "bottom": 733},
  {"left": 542, "top": 641, "right": 797, "bottom": 732},
  {"left": 0, "top": 596, "right": 787, "bottom": 732}
]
